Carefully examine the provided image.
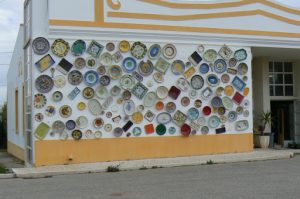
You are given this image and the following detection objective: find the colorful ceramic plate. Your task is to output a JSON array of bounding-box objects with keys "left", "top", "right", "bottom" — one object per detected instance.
[
  {"left": 232, "top": 76, "right": 246, "bottom": 92},
  {"left": 216, "top": 87, "right": 224, "bottom": 96},
  {"left": 218, "top": 45, "right": 233, "bottom": 60},
  {"left": 51, "top": 39, "right": 70, "bottom": 57},
  {"left": 203, "top": 49, "right": 217, "bottom": 62},
  {"left": 143, "top": 92, "right": 157, "bottom": 107},
  {"left": 138, "top": 60, "right": 154, "bottom": 76},
  {"left": 181, "top": 96, "right": 190, "bottom": 107},
  {"left": 106, "top": 42, "right": 115, "bottom": 52},
  {"left": 199, "top": 63, "right": 210, "bottom": 74},
  {"left": 66, "top": 120, "right": 76, "bottom": 130},
  {"left": 221, "top": 74, "right": 230, "bottom": 83},
  {"left": 234, "top": 49, "right": 247, "bottom": 61},
  {"left": 35, "top": 75, "right": 54, "bottom": 93},
  {"left": 222, "top": 96, "right": 234, "bottom": 109},
  {"left": 148, "top": 44, "right": 161, "bottom": 60},
  {"left": 35, "top": 54, "right": 55, "bottom": 72},
  {"left": 131, "top": 82, "right": 148, "bottom": 99},
  {"left": 211, "top": 96, "right": 223, "bottom": 108},
  {"left": 86, "top": 57, "right": 97, "bottom": 68},
  {"left": 132, "top": 127, "right": 142, "bottom": 136},
  {"left": 32, "top": 37, "right": 50, "bottom": 55},
  {"left": 191, "top": 75, "right": 204, "bottom": 90},
  {"left": 207, "top": 74, "right": 220, "bottom": 87},
  {"left": 156, "top": 112, "right": 172, "bottom": 124},
  {"left": 110, "top": 85, "right": 121, "bottom": 96},
  {"left": 94, "top": 118, "right": 104, "bottom": 129},
  {"left": 132, "top": 112, "right": 143, "bottom": 124},
  {"left": 59, "top": 105, "right": 72, "bottom": 118},
  {"left": 119, "top": 40, "right": 130, "bottom": 53},
  {"left": 208, "top": 116, "right": 220, "bottom": 128},
  {"left": 122, "top": 57, "right": 137, "bottom": 73},
  {"left": 224, "top": 85, "right": 235, "bottom": 96},
  {"left": 74, "top": 57, "right": 86, "bottom": 69},
  {"left": 72, "top": 130, "right": 82, "bottom": 140},
  {"left": 100, "top": 52, "right": 113, "bottom": 66},
  {"left": 228, "top": 111, "right": 237, "bottom": 122},
  {"left": 168, "top": 127, "right": 177, "bottom": 135},
  {"left": 214, "top": 59, "right": 227, "bottom": 74},
  {"left": 35, "top": 113, "right": 44, "bottom": 122},
  {"left": 123, "top": 100, "right": 135, "bottom": 116},
  {"left": 194, "top": 99, "right": 202, "bottom": 108},
  {"left": 202, "top": 106, "right": 212, "bottom": 116},
  {"left": 162, "top": 44, "right": 177, "bottom": 59},
  {"left": 155, "top": 86, "right": 168, "bottom": 99},
  {"left": 68, "top": 70, "right": 83, "bottom": 85},
  {"left": 52, "top": 120, "right": 65, "bottom": 133},
  {"left": 201, "top": 87, "right": 213, "bottom": 100},
  {"left": 201, "top": 126, "right": 209, "bottom": 135},
  {"left": 119, "top": 75, "right": 135, "bottom": 90},
  {"left": 172, "top": 110, "right": 187, "bottom": 127},
  {"left": 235, "top": 120, "right": 249, "bottom": 131},
  {"left": 97, "top": 65, "right": 106, "bottom": 75},
  {"left": 87, "top": 40, "right": 104, "bottom": 58},
  {"left": 187, "top": 107, "right": 200, "bottom": 121},
  {"left": 99, "top": 75, "right": 111, "bottom": 86},
  {"left": 53, "top": 75, "right": 66, "bottom": 88},
  {"left": 155, "top": 57, "right": 171, "bottom": 74},
  {"left": 82, "top": 87, "right": 95, "bottom": 99},
  {"left": 108, "top": 65, "right": 123, "bottom": 80},
  {"left": 237, "top": 63, "right": 248, "bottom": 75},
  {"left": 34, "top": 93, "right": 47, "bottom": 108},
  {"left": 156, "top": 124, "right": 167, "bottom": 136},
  {"left": 45, "top": 105, "right": 55, "bottom": 117},
  {"left": 77, "top": 102, "right": 86, "bottom": 111},
  {"left": 52, "top": 91, "right": 63, "bottom": 102},
  {"left": 71, "top": 40, "right": 86, "bottom": 56},
  {"left": 229, "top": 58, "right": 237, "bottom": 67},
  {"left": 181, "top": 123, "right": 191, "bottom": 137},
  {"left": 84, "top": 70, "right": 99, "bottom": 86},
  {"left": 34, "top": 122, "right": 50, "bottom": 140},
  {"left": 166, "top": 102, "right": 176, "bottom": 113},
  {"left": 153, "top": 72, "right": 164, "bottom": 83},
  {"left": 171, "top": 60, "right": 185, "bottom": 75},
  {"left": 131, "top": 41, "right": 147, "bottom": 59},
  {"left": 88, "top": 99, "right": 103, "bottom": 115}
]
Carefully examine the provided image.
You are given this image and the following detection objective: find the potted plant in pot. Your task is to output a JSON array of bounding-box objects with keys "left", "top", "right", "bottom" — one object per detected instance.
[{"left": 258, "top": 111, "right": 273, "bottom": 148}]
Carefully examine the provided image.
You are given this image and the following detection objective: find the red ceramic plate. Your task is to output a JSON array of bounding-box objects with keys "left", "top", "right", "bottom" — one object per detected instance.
[
  {"left": 181, "top": 123, "right": 191, "bottom": 137},
  {"left": 202, "top": 106, "right": 212, "bottom": 116}
]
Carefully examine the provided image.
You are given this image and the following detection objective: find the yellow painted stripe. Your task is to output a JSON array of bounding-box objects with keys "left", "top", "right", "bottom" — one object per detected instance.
[
  {"left": 7, "top": 141, "right": 25, "bottom": 161},
  {"left": 35, "top": 133, "right": 253, "bottom": 166}
]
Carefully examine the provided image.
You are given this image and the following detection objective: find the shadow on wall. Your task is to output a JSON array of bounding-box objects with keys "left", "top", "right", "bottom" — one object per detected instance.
[{"left": 0, "top": 103, "right": 7, "bottom": 150}]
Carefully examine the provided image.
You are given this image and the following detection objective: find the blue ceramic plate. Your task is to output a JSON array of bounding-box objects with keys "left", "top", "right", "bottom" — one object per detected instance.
[
  {"left": 122, "top": 57, "right": 137, "bottom": 73},
  {"left": 71, "top": 40, "right": 86, "bottom": 56},
  {"left": 234, "top": 49, "right": 247, "bottom": 61},
  {"left": 84, "top": 70, "right": 99, "bottom": 86},
  {"left": 207, "top": 74, "right": 220, "bottom": 87},
  {"left": 187, "top": 108, "right": 200, "bottom": 121},
  {"left": 232, "top": 76, "right": 246, "bottom": 91},
  {"left": 199, "top": 63, "right": 210, "bottom": 74},
  {"left": 148, "top": 44, "right": 161, "bottom": 60},
  {"left": 214, "top": 59, "right": 227, "bottom": 74}
]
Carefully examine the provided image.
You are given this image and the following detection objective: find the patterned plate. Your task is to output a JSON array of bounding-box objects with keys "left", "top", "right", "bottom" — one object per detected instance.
[
  {"left": 191, "top": 75, "right": 204, "bottom": 90},
  {"left": 199, "top": 63, "right": 210, "bottom": 74},
  {"left": 228, "top": 111, "right": 237, "bottom": 122},
  {"left": 66, "top": 120, "right": 76, "bottom": 130},
  {"left": 162, "top": 44, "right": 177, "bottom": 59},
  {"left": 108, "top": 65, "right": 123, "bottom": 80},
  {"left": 100, "top": 52, "right": 113, "bottom": 66},
  {"left": 106, "top": 42, "right": 115, "bottom": 52},
  {"left": 72, "top": 130, "right": 83, "bottom": 140},
  {"left": 171, "top": 60, "right": 185, "bottom": 75},
  {"left": 132, "top": 82, "right": 148, "bottom": 99},
  {"left": 95, "top": 85, "right": 109, "bottom": 99},
  {"left": 211, "top": 96, "right": 223, "bottom": 108},
  {"left": 35, "top": 54, "right": 55, "bottom": 72},
  {"left": 34, "top": 93, "right": 47, "bottom": 108},
  {"left": 59, "top": 105, "right": 72, "bottom": 118},
  {"left": 214, "top": 59, "right": 227, "bottom": 74},
  {"left": 138, "top": 60, "right": 154, "bottom": 76},
  {"left": 208, "top": 116, "right": 220, "bottom": 128},
  {"left": 86, "top": 57, "right": 97, "bottom": 68},
  {"left": 87, "top": 40, "right": 104, "bottom": 58},
  {"left": 234, "top": 49, "right": 247, "bottom": 61},
  {"left": 203, "top": 49, "right": 217, "bottom": 62},
  {"left": 221, "top": 74, "right": 230, "bottom": 83},
  {"left": 237, "top": 63, "right": 248, "bottom": 75},
  {"left": 187, "top": 107, "right": 200, "bottom": 121},
  {"left": 120, "top": 74, "right": 135, "bottom": 90},
  {"left": 32, "top": 37, "right": 50, "bottom": 55},
  {"left": 71, "top": 39, "right": 86, "bottom": 56},
  {"left": 131, "top": 41, "right": 147, "bottom": 59},
  {"left": 35, "top": 75, "right": 54, "bottom": 93},
  {"left": 82, "top": 87, "right": 95, "bottom": 99},
  {"left": 222, "top": 96, "right": 234, "bottom": 109},
  {"left": 201, "top": 126, "right": 209, "bottom": 135},
  {"left": 74, "top": 57, "right": 86, "bottom": 69},
  {"left": 51, "top": 39, "right": 70, "bottom": 57},
  {"left": 218, "top": 45, "right": 233, "bottom": 60},
  {"left": 99, "top": 75, "right": 111, "bottom": 86},
  {"left": 119, "top": 40, "right": 130, "bottom": 53},
  {"left": 52, "top": 91, "right": 63, "bottom": 102},
  {"left": 229, "top": 58, "right": 237, "bottom": 67},
  {"left": 88, "top": 99, "right": 103, "bottom": 115},
  {"left": 68, "top": 70, "right": 83, "bottom": 85},
  {"left": 122, "top": 57, "right": 137, "bottom": 73},
  {"left": 156, "top": 112, "right": 172, "bottom": 124},
  {"left": 207, "top": 74, "right": 220, "bottom": 87},
  {"left": 143, "top": 92, "right": 157, "bottom": 107},
  {"left": 148, "top": 44, "right": 161, "bottom": 60},
  {"left": 84, "top": 70, "right": 99, "bottom": 86},
  {"left": 201, "top": 87, "right": 213, "bottom": 100},
  {"left": 232, "top": 76, "right": 246, "bottom": 92},
  {"left": 224, "top": 85, "right": 235, "bottom": 96}
]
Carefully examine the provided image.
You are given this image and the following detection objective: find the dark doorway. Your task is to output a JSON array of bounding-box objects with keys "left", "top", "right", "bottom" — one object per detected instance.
[{"left": 270, "top": 101, "right": 294, "bottom": 146}]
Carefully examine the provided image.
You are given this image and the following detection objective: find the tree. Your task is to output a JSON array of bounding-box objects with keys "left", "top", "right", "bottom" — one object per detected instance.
[{"left": 0, "top": 103, "right": 7, "bottom": 149}]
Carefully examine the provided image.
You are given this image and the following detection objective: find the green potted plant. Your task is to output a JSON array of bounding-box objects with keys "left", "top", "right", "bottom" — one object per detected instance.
[{"left": 258, "top": 111, "right": 273, "bottom": 148}]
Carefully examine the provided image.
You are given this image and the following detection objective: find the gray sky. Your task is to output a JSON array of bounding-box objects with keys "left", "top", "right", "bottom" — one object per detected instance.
[{"left": 0, "top": 0, "right": 300, "bottom": 105}]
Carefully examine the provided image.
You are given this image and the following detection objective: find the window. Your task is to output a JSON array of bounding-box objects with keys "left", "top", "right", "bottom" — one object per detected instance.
[
  {"left": 269, "top": 61, "right": 294, "bottom": 97},
  {"left": 15, "top": 89, "right": 19, "bottom": 134}
]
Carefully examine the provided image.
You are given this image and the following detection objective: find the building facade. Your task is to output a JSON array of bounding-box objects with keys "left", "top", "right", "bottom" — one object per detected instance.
[{"left": 7, "top": 0, "right": 300, "bottom": 167}]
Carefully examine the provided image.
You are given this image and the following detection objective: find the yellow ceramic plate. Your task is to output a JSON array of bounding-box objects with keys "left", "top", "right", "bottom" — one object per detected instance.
[
  {"left": 132, "top": 112, "right": 143, "bottom": 124},
  {"left": 51, "top": 39, "right": 70, "bottom": 57},
  {"left": 119, "top": 40, "right": 130, "bottom": 53},
  {"left": 243, "top": 87, "right": 250, "bottom": 96},
  {"left": 224, "top": 85, "right": 234, "bottom": 96},
  {"left": 77, "top": 102, "right": 86, "bottom": 110}
]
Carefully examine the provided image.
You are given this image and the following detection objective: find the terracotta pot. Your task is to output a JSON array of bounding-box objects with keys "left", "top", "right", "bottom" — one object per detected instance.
[{"left": 259, "top": 135, "right": 270, "bottom": 149}]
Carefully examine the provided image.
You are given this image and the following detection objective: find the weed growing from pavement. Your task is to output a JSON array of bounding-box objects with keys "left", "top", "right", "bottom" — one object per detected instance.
[
  {"left": 107, "top": 165, "right": 120, "bottom": 172},
  {"left": 0, "top": 164, "right": 8, "bottom": 174},
  {"left": 206, "top": 160, "right": 215, "bottom": 165}
]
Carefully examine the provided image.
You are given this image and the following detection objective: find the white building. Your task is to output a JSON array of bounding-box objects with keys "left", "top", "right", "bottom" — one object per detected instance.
[{"left": 7, "top": 0, "right": 300, "bottom": 167}]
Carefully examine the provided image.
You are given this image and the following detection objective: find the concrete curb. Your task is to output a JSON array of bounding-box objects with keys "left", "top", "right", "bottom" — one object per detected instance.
[
  {"left": 0, "top": 173, "right": 16, "bottom": 179},
  {"left": 11, "top": 150, "right": 295, "bottom": 179}
]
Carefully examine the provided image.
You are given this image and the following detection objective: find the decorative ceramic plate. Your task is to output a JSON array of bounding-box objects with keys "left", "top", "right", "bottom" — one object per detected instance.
[
  {"left": 148, "top": 44, "right": 161, "bottom": 60},
  {"left": 88, "top": 99, "right": 103, "bottom": 115},
  {"left": 35, "top": 54, "right": 55, "bottom": 72},
  {"left": 76, "top": 116, "right": 88, "bottom": 129},
  {"left": 237, "top": 63, "right": 248, "bottom": 75},
  {"left": 138, "top": 60, "right": 154, "bottom": 76},
  {"left": 221, "top": 74, "right": 230, "bottom": 83},
  {"left": 108, "top": 65, "right": 123, "bottom": 80},
  {"left": 131, "top": 41, "right": 147, "bottom": 59},
  {"left": 164, "top": 101, "right": 175, "bottom": 113},
  {"left": 119, "top": 40, "right": 130, "bottom": 53},
  {"left": 51, "top": 39, "right": 70, "bottom": 57},
  {"left": 132, "top": 112, "right": 143, "bottom": 124},
  {"left": 74, "top": 57, "right": 86, "bottom": 69},
  {"left": 68, "top": 70, "right": 83, "bottom": 85},
  {"left": 234, "top": 49, "right": 247, "bottom": 61},
  {"left": 181, "top": 123, "right": 191, "bottom": 137},
  {"left": 206, "top": 74, "right": 220, "bottom": 87},
  {"left": 180, "top": 96, "right": 190, "bottom": 107},
  {"left": 34, "top": 93, "right": 47, "bottom": 108},
  {"left": 156, "top": 112, "right": 172, "bottom": 124},
  {"left": 208, "top": 116, "right": 220, "bottom": 128},
  {"left": 144, "top": 110, "right": 156, "bottom": 122},
  {"left": 175, "top": 79, "right": 188, "bottom": 93},
  {"left": 71, "top": 40, "right": 86, "bottom": 56},
  {"left": 243, "top": 76, "right": 248, "bottom": 82},
  {"left": 104, "top": 124, "right": 113, "bottom": 132},
  {"left": 68, "top": 87, "right": 80, "bottom": 100},
  {"left": 110, "top": 85, "right": 121, "bottom": 96},
  {"left": 94, "top": 131, "right": 102, "bottom": 138},
  {"left": 172, "top": 110, "right": 187, "bottom": 127},
  {"left": 168, "top": 127, "right": 176, "bottom": 135},
  {"left": 87, "top": 40, "right": 104, "bottom": 58},
  {"left": 95, "top": 85, "right": 109, "bottom": 99},
  {"left": 197, "top": 116, "right": 206, "bottom": 126},
  {"left": 232, "top": 76, "right": 246, "bottom": 92},
  {"left": 235, "top": 120, "right": 249, "bottom": 131},
  {"left": 131, "top": 82, "right": 148, "bottom": 99},
  {"left": 77, "top": 102, "right": 86, "bottom": 111},
  {"left": 197, "top": 44, "right": 205, "bottom": 53},
  {"left": 156, "top": 124, "right": 167, "bottom": 136},
  {"left": 216, "top": 87, "right": 224, "bottom": 96},
  {"left": 194, "top": 99, "right": 202, "bottom": 108},
  {"left": 202, "top": 106, "right": 212, "bottom": 116},
  {"left": 189, "top": 89, "right": 198, "bottom": 99},
  {"left": 93, "top": 118, "right": 104, "bottom": 129},
  {"left": 155, "top": 101, "right": 164, "bottom": 111},
  {"left": 133, "top": 71, "right": 143, "bottom": 82},
  {"left": 228, "top": 111, "right": 237, "bottom": 122},
  {"left": 132, "top": 127, "right": 142, "bottom": 136},
  {"left": 218, "top": 45, "right": 233, "bottom": 60},
  {"left": 171, "top": 60, "right": 185, "bottom": 75},
  {"left": 123, "top": 100, "right": 135, "bottom": 116},
  {"left": 243, "top": 110, "right": 250, "bottom": 117},
  {"left": 214, "top": 59, "right": 227, "bottom": 74},
  {"left": 191, "top": 75, "right": 204, "bottom": 90},
  {"left": 229, "top": 58, "right": 237, "bottom": 67},
  {"left": 35, "top": 75, "right": 54, "bottom": 93},
  {"left": 119, "top": 75, "right": 135, "bottom": 90},
  {"left": 155, "top": 57, "right": 171, "bottom": 74},
  {"left": 203, "top": 49, "right": 217, "bottom": 63},
  {"left": 232, "top": 92, "right": 245, "bottom": 105},
  {"left": 242, "top": 99, "right": 250, "bottom": 108},
  {"left": 98, "top": 75, "right": 110, "bottom": 87},
  {"left": 106, "top": 42, "right": 115, "bottom": 52},
  {"left": 45, "top": 105, "right": 55, "bottom": 117},
  {"left": 222, "top": 96, "right": 234, "bottom": 109},
  {"left": 201, "top": 87, "right": 213, "bottom": 100},
  {"left": 153, "top": 72, "right": 164, "bottom": 83},
  {"left": 72, "top": 130, "right": 82, "bottom": 140},
  {"left": 35, "top": 113, "right": 44, "bottom": 122},
  {"left": 100, "top": 52, "right": 113, "bottom": 66},
  {"left": 122, "top": 57, "right": 137, "bottom": 73},
  {"left": 162, "top": 44, "right": 177, "bottom": 59},
  {"left": 97, "top": 65, "right": 106, "bottom": 75},
  {"left": 34, "top": 122, "right": 50, "bottom": 140},
  {"left": 59, "top": 105, "right": 72, "bottom": 118},
  {"left": 187, "top": 108, "right": 200, "bottom": 121},
  {"left": 66, "top": 120, "right": 76, "bottom": 130},
  {"left": 84, "top": 70, "right": 99, "bottom": 86},
  {"left": 53, "top": 75, "right": 66, "bottom": 88},
  {"left": 224, "top": 85, "right": 235, "bottom": 96},
  {"left": 211, "top": 96, "right": 223, "bottom": 108},
  {"left": 199, "top": 63, "right": 210, "bottom": 74},
  {"left": 52, "top": 91, "right": 63, "bottom": 102},
  {"left": 52, "top": 120, "right": 65, "bottom": 133},
  {"left": 82, "top": 87, "right": 95, "bottom": 99},
  {"left": 86, "top": 56, "right": 97, "bottom": 68},
  {"left": 32, "top": 37, "right": 50, "bottom": 55},
  {"left": 143, "top": 92, "right": 157, "bottom": 107},
  {"left": 122, "top": 90, "right": 131, "bottom": 100},
  {"left": 236, "top": 106, "right": 244, "bottom": 115},
  {"left": 201, "top": 126, "right": 209, "bottom": 135}
]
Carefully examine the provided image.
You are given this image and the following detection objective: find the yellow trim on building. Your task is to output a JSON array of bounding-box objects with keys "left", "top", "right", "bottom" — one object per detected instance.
[
  {"left": 35, "top": 133, "right": 253, "bottom": 166},
  {"left": 7, "top": 141, "right": 25, "bottom": 161}
]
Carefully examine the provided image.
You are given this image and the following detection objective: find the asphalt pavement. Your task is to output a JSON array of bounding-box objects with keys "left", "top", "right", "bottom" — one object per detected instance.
[{"left": 1, "top": 156, "right": 300, "bottom": 199}]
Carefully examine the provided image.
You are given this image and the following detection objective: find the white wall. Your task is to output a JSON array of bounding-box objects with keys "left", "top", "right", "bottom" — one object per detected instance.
[{"left": 7, "top": 25, "right": 25, "bottom": 150}]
